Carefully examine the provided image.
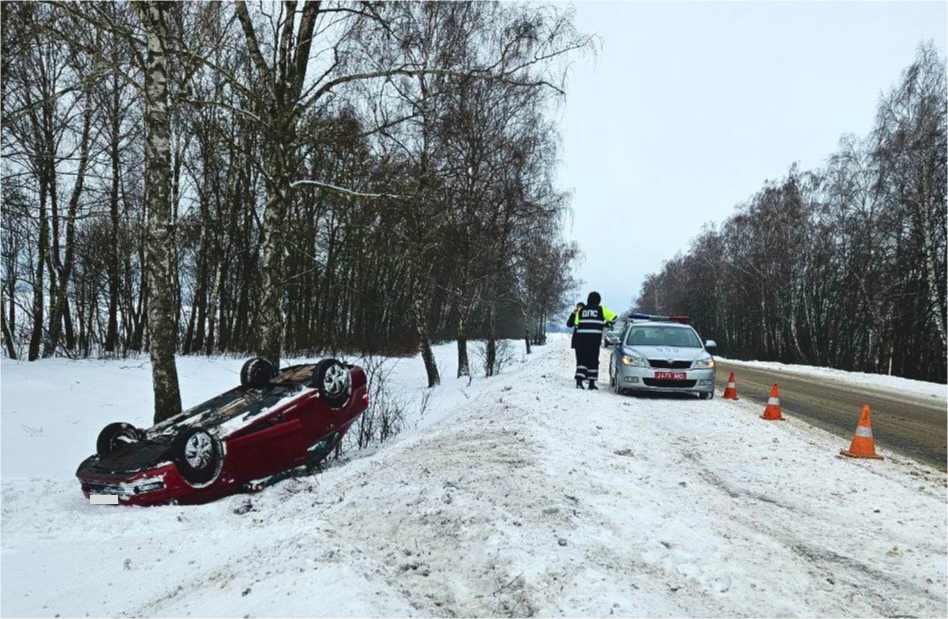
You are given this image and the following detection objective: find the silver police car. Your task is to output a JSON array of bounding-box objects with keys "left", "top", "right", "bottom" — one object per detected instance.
[{"left": 607, "top": 315, "right": 717, "bottom": 399}]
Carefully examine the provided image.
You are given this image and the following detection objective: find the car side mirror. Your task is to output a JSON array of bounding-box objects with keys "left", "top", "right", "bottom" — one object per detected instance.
[{"left": 705, "top": 339, "right": 717, "bottom": 349}]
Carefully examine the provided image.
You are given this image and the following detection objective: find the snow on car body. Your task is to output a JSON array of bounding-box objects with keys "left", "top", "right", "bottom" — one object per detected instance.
[
  {"left": 608, "top": 315, "right": 717, "bottom": 398},
  {"left": 75, "top": 358, "right": 368, "bottom": 506}
]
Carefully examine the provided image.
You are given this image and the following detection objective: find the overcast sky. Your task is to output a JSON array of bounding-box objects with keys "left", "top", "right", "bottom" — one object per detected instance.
[{"left": 557, "top": 1, "right": 947, "bottom": 314}]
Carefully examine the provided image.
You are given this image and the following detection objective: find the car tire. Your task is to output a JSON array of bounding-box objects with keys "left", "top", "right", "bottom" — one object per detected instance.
[
  {"left": 96, "top": 422, "right": 144, "bottom": 456},
  {"left": 312, "top": 359, "right": 351, "bottom": 409},
  {"left": 699, "top": 391, "right": 713, "bottom": 400},
  {"left": 241, "top": 357, "right": 276, "bottom": 388},
  {"left": 171, "top": 427, "right": 223, "bottom": 486}
]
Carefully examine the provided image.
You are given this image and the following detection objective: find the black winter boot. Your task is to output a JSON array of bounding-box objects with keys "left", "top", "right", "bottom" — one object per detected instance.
[
  {"left": 587, "top": 380, "right": 598, "bottom": 390},
  {"left": 575, "top": 378, "right": 585, "bottom": 389}
]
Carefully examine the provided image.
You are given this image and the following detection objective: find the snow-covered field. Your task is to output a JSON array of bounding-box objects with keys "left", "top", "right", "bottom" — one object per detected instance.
[
  {"left": 718, "top": 357, "right": 947, "bottom": 402},
  {"left": 2, "top": 341, "right": 946, "bottom": 617}
]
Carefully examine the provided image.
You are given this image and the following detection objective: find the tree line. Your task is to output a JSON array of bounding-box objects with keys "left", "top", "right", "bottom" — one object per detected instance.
[
  {"left": 1, "top": 1, "right": 588, "bottom": 419},
  {"left": 636, "top": 43, "right": 946, "bottom": 383}
]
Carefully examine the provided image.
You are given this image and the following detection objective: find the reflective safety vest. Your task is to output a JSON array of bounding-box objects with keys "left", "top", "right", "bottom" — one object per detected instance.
[{"left": 572, "top": 305, "right": 617, "bottom": 335}]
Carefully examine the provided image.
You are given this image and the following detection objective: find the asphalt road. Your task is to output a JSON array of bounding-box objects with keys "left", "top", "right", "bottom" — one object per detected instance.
[{"left": 714, "top": 361, "right": 948, "bottom": 471}]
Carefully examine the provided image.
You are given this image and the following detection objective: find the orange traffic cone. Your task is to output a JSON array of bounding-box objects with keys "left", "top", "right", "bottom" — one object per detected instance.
[
  {"left": 760, "top": 384, "right": 785, "bottom": 420},
  {"left": 722, "top": 371, "right": 739, "bottom": 400},
  {"left": 840, "top": 405, "right": 883, "bottom": 460}
]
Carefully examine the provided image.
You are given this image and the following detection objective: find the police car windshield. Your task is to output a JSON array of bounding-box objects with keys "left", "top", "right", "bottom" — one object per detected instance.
[{"left": 626, "top": 326, "right": 702, "bottom": 348}]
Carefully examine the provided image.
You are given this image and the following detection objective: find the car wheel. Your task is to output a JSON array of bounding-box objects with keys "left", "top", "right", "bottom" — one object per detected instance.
[
  {"left": 312, "top": 359, "right": 351, "bottom": 409},
  {"left": 171, "top": 427, "right": 223, "bottom": 486},
  {"left": 96, "top": 422, "right": 144, "bottom": 456},
  {"left": 699, "top": 391, "right": 712, "bottom": 400},
  {"left": 240, "top": 357, "right": 276, "bottom": 389}
]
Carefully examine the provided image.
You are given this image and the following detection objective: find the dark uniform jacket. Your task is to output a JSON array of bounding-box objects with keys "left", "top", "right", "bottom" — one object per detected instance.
[
  {"left": 567, "top": 310, "right": 581, "bottom": 348},
  {"left": 571, "top": 305, "right": 618, "bottom": 345}
]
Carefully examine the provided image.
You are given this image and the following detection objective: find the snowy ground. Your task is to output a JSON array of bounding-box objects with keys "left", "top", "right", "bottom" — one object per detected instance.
[
  {"left": 718, "top": 357, "right": 947, "bottom": 402},
  {"left": 2, "top": 341, "right": 946, "bottom": 617}
]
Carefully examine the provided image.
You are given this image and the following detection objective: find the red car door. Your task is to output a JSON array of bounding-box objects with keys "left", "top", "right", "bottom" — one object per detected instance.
[
  {"left": 224, "top": 408, "right": 308, "bottom": 482},
  {"left": 296, "top": 391, "right": 339, "bottom": 447}
]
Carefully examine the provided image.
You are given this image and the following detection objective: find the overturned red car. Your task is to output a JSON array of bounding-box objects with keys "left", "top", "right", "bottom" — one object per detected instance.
[{"left": 76, "top": 358, "right": 368, "bottom": 506}]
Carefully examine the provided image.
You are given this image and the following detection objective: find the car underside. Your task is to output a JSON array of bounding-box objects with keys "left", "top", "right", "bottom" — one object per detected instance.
[{"left": 76, "top": 358, "right": 368, "bottom": 506}]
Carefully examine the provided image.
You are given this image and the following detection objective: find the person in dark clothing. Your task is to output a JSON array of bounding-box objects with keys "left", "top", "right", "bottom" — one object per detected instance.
[
  {"left": 567, "top": 302, "right": 584, "bottom": 371},
  {"left": 570, "top": 291, "right": 617, "bottom": 390}
]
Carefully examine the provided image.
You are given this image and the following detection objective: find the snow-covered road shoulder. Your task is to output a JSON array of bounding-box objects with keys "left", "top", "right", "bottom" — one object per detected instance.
[
  {"left": 718, "top": 356, "right": 947, "bottom": 402},
  {"left": 2, "top": 342, "right": 945, "bottom": 617}
]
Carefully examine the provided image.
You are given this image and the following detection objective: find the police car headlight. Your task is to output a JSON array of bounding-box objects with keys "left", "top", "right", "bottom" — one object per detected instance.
[
  {"left": 691, "top": 358, "right": 714, "bottom": 369},
  {"left": 621, "top": 354, "right": 648, "bottom": 367}
]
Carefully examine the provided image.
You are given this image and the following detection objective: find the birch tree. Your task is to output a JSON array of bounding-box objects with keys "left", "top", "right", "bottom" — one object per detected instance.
[{"left": 132, "top": 0, "right": 182, "bottom": 422}]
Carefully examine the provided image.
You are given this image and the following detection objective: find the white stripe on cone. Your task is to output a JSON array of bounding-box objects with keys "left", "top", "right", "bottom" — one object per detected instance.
[
  {"left": 855, "top": 426, "right": 873, "bottom": 438},
  {"left": 767, "top": 397, "right": 780, "bottom": 406}
]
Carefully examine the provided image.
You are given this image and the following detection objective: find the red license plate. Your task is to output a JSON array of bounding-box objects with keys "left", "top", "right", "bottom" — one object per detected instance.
[{"left": 654, "top": 372, "right": 687, "bottom": 380}]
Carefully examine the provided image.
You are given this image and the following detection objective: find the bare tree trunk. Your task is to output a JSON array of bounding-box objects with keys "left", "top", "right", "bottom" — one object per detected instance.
[
  {"left": 920, "top": 197, "right": 947, "bottom": 350},
  {"left": 28, "top": 180, "right": 48, "bottom": 361},
  {"left": 257, "top": 187, "right": 287, "bottom": 368},
  {"left": 1, "top": 294, "right": 15, "bottom": 359},
  {"left": 205, "top": 258, "right": 223, "bottom": 354},
  {"left": 456, "top": 311, "right": 470, "bottom": 378},
  {"left": 485, "top": 304, "right": 497, "bottom": 377},
  {"left": 105, "top": 75, "right": 121, "bottom": 353},
  {"left": 131, "top": 281, "right": 147, "bottom": 351},
  {"left": 135, "top": 0, "right": 181, "bottom": 423},
  {"left": 45, "top": 91, "right": 93, "bottom": 357},
  {"left": 412, "top": 279, "right": 440, "bottom": 387}
]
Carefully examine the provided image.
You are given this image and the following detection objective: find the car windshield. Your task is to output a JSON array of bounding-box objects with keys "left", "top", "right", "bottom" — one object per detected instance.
[{"left": 625, "top": 325, "right": 702, "bottom": 348}]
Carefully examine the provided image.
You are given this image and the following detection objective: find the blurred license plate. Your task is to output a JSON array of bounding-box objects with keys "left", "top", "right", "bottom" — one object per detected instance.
[
  {"left": 90, "top": 494, "right": 119, "bottom": 505},
  {"left": 654, "top": 372, "right": 686, "bottom": 380}
]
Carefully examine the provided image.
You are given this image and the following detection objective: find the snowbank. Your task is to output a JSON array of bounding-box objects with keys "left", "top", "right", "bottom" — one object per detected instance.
[
  {"left": 718, "top": 357, "right": 947, "bottom": 401},
  {"left": 2, "top": 342, "right": 945, "bottom": 617},
  {"left": 0, "top": 341, "right": 539, "bottom": 479}
]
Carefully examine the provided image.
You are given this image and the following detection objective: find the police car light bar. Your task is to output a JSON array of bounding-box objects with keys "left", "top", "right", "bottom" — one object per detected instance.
[{"left": 629, "top": 312, "right": 691, "bottom": 324}]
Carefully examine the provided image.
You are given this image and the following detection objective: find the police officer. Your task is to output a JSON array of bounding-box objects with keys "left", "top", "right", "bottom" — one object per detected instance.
[
  {"left": 566, "top": 301, "right": 584, "bottom": 369},
  {"left": 570, "top": 291, "right": 617, "bottom": 390}
]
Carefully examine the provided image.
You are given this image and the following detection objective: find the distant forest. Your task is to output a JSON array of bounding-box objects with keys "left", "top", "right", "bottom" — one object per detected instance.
[
  {"left": 1, "top": 1, "right": 589, "bottom": 412},
  {"left": 637, "top": 44, "right": 947, "bottom": 383}
]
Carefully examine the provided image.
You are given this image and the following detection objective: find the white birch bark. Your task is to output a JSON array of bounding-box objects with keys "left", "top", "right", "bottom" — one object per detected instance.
[{"left": 134, "top": 0, "right": 182, "bottom": 423}]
